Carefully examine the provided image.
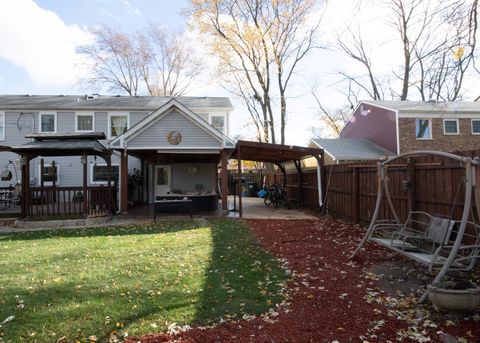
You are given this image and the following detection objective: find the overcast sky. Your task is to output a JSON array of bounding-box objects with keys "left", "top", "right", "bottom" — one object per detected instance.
[{"left": 0, "top": 0, "right": 474, "bottom": 146}]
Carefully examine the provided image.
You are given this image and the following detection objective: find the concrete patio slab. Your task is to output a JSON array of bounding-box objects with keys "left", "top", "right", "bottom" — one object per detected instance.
[{"left": 228, "top": 196, "right": 318, "bottom": 220}]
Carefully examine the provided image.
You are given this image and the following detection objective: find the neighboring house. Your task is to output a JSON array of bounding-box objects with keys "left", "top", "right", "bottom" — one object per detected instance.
[
  {"left": 312, "top": 101, "right": 480, "bottom": 163},
  {"left": 0, "top": 95, "right": 234, "bottom": 208},
  {"left": 309, "top": 138, "right": 395, "bottom": 164}
]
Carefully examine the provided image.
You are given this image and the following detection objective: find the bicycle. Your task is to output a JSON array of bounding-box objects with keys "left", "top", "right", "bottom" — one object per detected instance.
[{"left": 262, "top": 185, "right": 292, "bottom": 209}]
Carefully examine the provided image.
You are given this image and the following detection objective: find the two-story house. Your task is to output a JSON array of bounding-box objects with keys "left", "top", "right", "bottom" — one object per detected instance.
[
  {"left": 311, "top": 101, "right": 480, "bottom": 164},
  {"left": 0, "top": 95, "right": 235, "bottom": 212}
]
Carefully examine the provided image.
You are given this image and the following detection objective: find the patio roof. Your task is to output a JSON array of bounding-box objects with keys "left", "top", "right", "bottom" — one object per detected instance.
[{"left": 230, "top": 140, "right": 324, "bottom": 163}]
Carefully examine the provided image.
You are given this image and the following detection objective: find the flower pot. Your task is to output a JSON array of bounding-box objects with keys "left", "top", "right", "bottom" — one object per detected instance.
[{"left": 428, "top": 283, "right": 480, "bottom": 312}]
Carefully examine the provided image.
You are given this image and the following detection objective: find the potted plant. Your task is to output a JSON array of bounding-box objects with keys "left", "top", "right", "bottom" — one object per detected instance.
[{"left": 428, "top": 280, "right": 480, "bottom": 312}]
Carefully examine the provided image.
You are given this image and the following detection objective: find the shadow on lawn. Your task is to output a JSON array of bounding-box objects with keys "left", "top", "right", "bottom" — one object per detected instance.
[
  {"left": 192, "top": 219, "right": 286, "bottom": 325},
  {"left": 0, "top": 220, "right": 199, "bottom": 241},
  {"left": 0, "top": 281, "right": 195, "bottom": 342}
]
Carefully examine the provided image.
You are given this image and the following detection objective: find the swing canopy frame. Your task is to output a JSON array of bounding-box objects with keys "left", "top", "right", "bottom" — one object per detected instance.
[{"left": 350, "top": 150, "right": 480, "bottom": 302}]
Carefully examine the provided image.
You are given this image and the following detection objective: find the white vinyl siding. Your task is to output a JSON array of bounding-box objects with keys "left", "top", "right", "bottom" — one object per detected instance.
[{"left": 0, "top": 112, "right": 5, "bottom": 141}]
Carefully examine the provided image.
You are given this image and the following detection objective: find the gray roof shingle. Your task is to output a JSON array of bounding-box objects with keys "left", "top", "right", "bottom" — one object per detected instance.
[
  {"left": 312, "top": 138, "right": 395, "bottom": 161},
  {"left": 0, "top": 95, "right": 233, "bottom": 111}
]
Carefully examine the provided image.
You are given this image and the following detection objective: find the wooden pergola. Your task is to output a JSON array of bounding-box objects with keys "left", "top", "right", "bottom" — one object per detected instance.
[
  {"left": 220, "top": 140, "right": 324, "bottom": 217},
  {"left": 1, "top": 132, "right": 114, "bottom": 219}
]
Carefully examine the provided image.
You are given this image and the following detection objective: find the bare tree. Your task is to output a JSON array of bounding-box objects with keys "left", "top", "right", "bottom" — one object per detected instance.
[
  {"left": 189, "top": 0, "right": 320, "bottom": 144},
  {"left": 79, "top": 26, "right": 141, "bottom": 95},
  {"left": 336, "top": 28, "right": 385, "bottom": 100},
  {"left": 138, "top": 25, "right": 204, "bottom": 96},
  {"left": 310, "top": 83, "right": 350, "bottom": 137},
  {"left": 334, "top": 0, "right": 479, "bottom": 102},
  {"left": 265, "top": 0, "right": 321, "bottom": 144},
  {"left": 80, "top": 25, "right": 203, "bottom": 96}
]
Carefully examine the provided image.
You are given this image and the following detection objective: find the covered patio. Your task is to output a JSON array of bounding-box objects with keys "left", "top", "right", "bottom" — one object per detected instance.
[{"left": 222, "top": 140, "right": 325, "bottom": 218}]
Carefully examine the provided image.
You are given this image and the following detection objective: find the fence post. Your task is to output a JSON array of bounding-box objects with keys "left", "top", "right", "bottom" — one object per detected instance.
[
  {"left": 352, "top": 166, "right": 360, "bottom": 224},
  {"left": 407, "top": 158, "right": 416, "bottom": 213}
]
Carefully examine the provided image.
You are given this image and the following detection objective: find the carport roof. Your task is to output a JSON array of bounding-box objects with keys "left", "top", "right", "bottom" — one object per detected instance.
[{"left": 231, "top": 140, "right": 324, "bottom": 163}]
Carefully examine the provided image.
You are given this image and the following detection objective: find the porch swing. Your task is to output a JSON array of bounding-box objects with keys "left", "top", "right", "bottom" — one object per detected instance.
[{"left": 349, "top": 150, "right": 480, "bottom": 302}]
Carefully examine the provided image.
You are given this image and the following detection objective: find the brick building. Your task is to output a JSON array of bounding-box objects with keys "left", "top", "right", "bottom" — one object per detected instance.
[{"left": 311, "top": 101, "right": 480, "bottom": 163}]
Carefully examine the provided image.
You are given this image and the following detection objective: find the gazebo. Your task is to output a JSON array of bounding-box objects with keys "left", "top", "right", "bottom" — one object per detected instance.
[{"left": 1, "top": 132, "right": 115, "bottom": 219}]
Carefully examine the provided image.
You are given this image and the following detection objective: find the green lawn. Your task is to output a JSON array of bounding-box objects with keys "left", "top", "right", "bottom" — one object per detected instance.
[{"left": 0, "top": 219, "right": 288, "bottom": 342}]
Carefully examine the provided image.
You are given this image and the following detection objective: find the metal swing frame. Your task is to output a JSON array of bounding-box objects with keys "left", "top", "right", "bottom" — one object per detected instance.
[{"left": 349, "top": 150, "right": 480, "bottom": 302}]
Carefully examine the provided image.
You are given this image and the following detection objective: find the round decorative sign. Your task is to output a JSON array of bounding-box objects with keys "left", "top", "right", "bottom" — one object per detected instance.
[{"left": 167, "top": 130, "right": 182, "bottom": 145}]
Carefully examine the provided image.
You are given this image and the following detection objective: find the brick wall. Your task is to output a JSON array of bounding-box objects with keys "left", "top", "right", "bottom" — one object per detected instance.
[{"left": 398, "top": 118, "right": 480, "bottom": 153}]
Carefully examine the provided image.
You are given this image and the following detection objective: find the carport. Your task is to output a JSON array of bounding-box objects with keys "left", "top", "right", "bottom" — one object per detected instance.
[{"left": 220, "top": 140, "right": 324, "bottom": 217}]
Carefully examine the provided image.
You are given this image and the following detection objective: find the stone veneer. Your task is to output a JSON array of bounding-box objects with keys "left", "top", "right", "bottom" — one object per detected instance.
[{"left": 398, "top": 117, "right": 480, "bottom": 153}]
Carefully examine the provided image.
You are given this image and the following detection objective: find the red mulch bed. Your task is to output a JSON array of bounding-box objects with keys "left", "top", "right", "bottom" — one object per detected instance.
[{"left": 127, "top": 218, "right": 480, "bottom": 343}]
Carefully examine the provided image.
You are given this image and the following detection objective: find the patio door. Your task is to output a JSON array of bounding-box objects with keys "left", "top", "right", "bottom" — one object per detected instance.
[{"left": 154, "top": 165, "right": 171, "bottom": 196}]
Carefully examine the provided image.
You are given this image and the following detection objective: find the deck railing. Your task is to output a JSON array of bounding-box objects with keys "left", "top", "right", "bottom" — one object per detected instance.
[{"left": 28, "top": 185, "right": 117, "bottom": 218}]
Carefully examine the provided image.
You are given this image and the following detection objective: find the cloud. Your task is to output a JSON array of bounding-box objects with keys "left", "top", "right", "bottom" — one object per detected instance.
[
  {"left": 0, "top": 0, "right": 92, "bottom": 87},
  {"left": 121, "top": 0, "right": 142, "bottom": 17}
]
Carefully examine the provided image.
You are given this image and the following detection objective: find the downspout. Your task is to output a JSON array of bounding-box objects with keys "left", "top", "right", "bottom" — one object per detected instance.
[{"left": 316, "top": 156, "right": 323, "bottom": 207}]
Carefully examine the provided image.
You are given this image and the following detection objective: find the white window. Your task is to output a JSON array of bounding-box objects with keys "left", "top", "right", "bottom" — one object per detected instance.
[
  {"left": 76, "top": 113, "right": 94, "bottom": 132},
  {"left": 415, "top": 119, "right": 432, "bottom": 139},
  {"left": 90, "top": 164, "right": 119, "bottom": 184},
  {"left": 443, "top": 119, "right": 459, "bottom": 134},
  {"left": 472, "top": 120, "right": 480, "bottom": 134},
  {"left": 38, "top": 163, "right": 60, "bottom": 186},
  {"left": 40, "top": 112, "right": 56, "bottom": 133},
  {"left": 210, "top": 114, "right": 226, "bottom": 135},
  {"left": 0, "top": 112, "right": 5, "bottom": 141},
  {"left": 109, "top": 114, "right": 129, "bottom": 138}
]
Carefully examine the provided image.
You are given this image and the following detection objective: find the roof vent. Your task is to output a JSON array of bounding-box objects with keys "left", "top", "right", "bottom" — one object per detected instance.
[{"left": 84, "top": 94, "right": 98, "bottom": 100}]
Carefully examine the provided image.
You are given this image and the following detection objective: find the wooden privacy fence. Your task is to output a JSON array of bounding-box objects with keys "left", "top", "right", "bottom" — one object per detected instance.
[{"left": 266, "top": 149, "right": 480, "bottom": 225}]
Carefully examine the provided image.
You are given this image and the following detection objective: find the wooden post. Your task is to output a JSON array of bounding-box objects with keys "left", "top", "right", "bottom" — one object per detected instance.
[
  {"left": 21, "top": 155, "right": 30, "bottom": 219},
  {"left": 221, "top": 149, "right": 229, "bottom": 212},
  {"left": 406, "top": 158, "right": 416, "bottom": 213},
  {"left": 352, "top": 166, "right": 360, "bottom": 224},
  {"left": 237, "top": 146, "right": 242, "bottom": 218},
  {"left": 120, "top": 150, "right": 129, "bottom": 213},
  {"left": 40, "top": 158, "right": 44, "bottom": 213},
  {"left": 145, "top": 162, "right": 149, "bottom": 205},
  {"left": 105, "top": 152, "right": 115, "bottom": 214},
  {"left": 294, "top": 160, "right": 304, "bottom": 206},
  {"left": 82, "top": 155, "right": 88, "bottom": 215}
]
